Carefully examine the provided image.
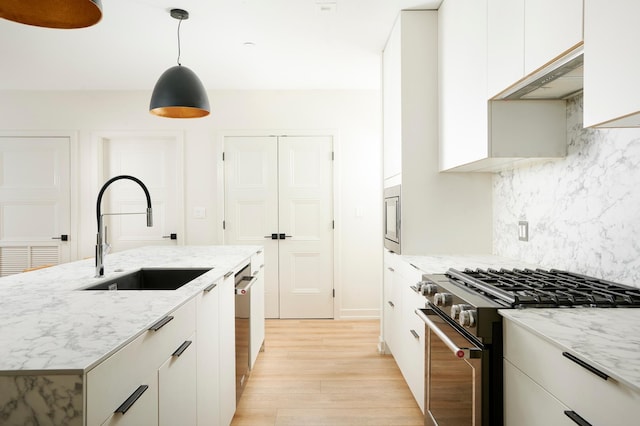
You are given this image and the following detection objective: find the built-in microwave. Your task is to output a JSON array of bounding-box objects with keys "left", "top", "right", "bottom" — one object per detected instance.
[{"left": 383, "top": 185, "right": 401, "bottom": 253}]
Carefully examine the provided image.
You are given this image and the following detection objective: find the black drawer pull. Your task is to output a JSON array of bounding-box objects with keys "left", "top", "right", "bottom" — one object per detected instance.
[
  {"left": 564, "top": 410, "right": 592, "bottom": 426},
  {"left": 115, "top": 385, "right": 148, "bottom": 415},
  {"left": 204, "top": 282, "right": 218, "bottom": 292},
  {"left": 149, "top": 315, "right": 174, "bottom": 331},
  {"left": 410, "top": 329, "right": 419, "bottom": 339},
  {"left": 172, "top": 340, "right": 192, "bottom": 357},
  {"left": 224, "top": 271, "right": 234, "bottom": 279},
  {"left": 388, "top": 301, "right": 395, "bottom": 308},
  {"left": 562, "top": 352, "right": 609, "bottom": 380}
]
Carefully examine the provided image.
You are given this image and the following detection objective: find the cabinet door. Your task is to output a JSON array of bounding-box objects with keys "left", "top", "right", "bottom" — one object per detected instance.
[
  {"left": 524, "top": 0, "right": 583, "bottom": 75},
  {"left": 504, "top": 360, "right": 575, "bottom": 426},
  {"left": 382, "top": 15, "right": 402, "bottom": 183},
  {"left": 401, "top": 283, "right": 425, "bottom": 413},
  {"left": 196, "top": 282, "right": 221, "bottom": 426},
  {"left": 250, "top": 257, "right": 265, "bottom": 368},
  {"left": 439, "top": 0, "right": 489, "bottom": 170},
  {"left": 382, "top": 254, "right": 398, "bottom": 355},
  {"left": 100, "top": 373, "right": 159, "bottom": 426},
  {"left": 487, "top": 0, "right": 525, "bottom": 98},
  {"left": 159, "top": 334, "right": 197, "bottom": 426},
  {"left": 219, "top": 273, "right": 237, "bottom": 426},
  {"left": 584, "top": 0, "right": 640, "bottom": 127}
]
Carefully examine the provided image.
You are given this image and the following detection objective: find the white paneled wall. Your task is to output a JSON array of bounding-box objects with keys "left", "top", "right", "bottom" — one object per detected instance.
[
  {"left": 0, "top": 89, "right": 382, "bottom": 318},
  {"left": 494, "top": 94, "right": 640, "bottom": 287}
]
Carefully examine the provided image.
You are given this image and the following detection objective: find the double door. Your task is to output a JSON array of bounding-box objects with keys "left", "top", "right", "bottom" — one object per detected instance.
[{"left": 224, "top": 135, "right": 334, "bottom": 319}]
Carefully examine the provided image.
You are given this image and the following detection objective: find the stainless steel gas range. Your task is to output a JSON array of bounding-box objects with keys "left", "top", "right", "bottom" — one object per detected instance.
[{"left": 415, "top": 268, "right": 640, "bottom": 426}]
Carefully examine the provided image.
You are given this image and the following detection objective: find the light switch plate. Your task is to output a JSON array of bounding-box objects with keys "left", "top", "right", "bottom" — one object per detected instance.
[
  {"left": 518, "top": 221, "right": 529, "bottom": 241},
  {"left": 194, "top": 207, "right": 206, "bottom": 219}
]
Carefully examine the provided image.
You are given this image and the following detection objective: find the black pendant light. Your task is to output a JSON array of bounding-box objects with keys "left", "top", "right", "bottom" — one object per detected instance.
[
  {"left": 0, "top": 0, "right": 102, "bottom": 29},
  {"left": 150, "top": 8, "right": 210, "bottom": 119}
]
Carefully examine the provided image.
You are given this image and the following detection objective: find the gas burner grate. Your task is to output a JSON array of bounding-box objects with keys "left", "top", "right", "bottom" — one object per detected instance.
[{"left": 445, "top": 268, "right": 640, "bottom": 308}]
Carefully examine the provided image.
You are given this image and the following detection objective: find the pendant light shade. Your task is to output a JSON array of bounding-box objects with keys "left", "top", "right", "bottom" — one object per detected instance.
[
  {"left": 0, "top": 0, "right": 102, "bottom": 29},
  {"left": 150, "top": 65, "right": 210, "bottom": 118},
  {"left": 149, "top": 8, "right": 210, "bottom": 119}
]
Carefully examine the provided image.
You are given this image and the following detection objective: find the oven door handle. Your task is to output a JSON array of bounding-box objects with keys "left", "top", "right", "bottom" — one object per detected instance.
[
  {"left": 235, "top": 276, "right": 257, "bottom": 295},
  {"left": 415, "top": 308, "right": 482, "bottom": 359}
]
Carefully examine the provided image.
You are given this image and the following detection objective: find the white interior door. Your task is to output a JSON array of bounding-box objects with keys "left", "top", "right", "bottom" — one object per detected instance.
[
  {"left": 101, "top": 133, "right": 184, "bottom": 252},
  {"left": 224, "top": 135, "right": 334, "bottom": 319},
  {"left": 0, "top": 136, "right": 71, "bottom": 276},
  {"left": 224, "top": 136, "right": 279, "bottom": 318}
]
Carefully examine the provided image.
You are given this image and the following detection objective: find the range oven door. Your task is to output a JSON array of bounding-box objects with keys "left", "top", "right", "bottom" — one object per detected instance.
[{"left": 416, "top": 307, "right": 486, "bottom": 426}]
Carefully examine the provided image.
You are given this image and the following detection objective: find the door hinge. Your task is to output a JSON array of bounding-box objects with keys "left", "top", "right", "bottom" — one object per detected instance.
[
  {"left": 222, "top": 152, "right": 225, "bottom": 161},
  {"left": 223, "top": 220, "right": 226, "bottom": 230},
  {"left": 332, "top": 220, "right": 335, "bottom": 229},
  {"left": 332, "top": 151, "right": 334, "bottom": 161},
  {"left": 332, "top": 289, "right": 335, "bottom": 298}
]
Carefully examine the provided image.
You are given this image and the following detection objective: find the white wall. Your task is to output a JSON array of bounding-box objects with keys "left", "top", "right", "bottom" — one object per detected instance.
[
  {"left": 0, "top": 89, "right": 382, "bottom": 318},
  {"left": 494, "top": 94, "right": 640, "bottom": 287}
]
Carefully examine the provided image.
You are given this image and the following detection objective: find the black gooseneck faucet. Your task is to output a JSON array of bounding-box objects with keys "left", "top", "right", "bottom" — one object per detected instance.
[{"left": 95, "top": 175, "right": 153, "bottom": 277}]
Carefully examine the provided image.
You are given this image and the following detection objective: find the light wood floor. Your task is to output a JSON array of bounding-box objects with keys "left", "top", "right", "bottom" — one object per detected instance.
[{"left": 231, "top": 319, "right": 424, "bottom": 426}]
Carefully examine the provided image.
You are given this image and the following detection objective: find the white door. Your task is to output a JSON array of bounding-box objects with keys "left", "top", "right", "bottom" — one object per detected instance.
[
  {"left": 224, "top": 135, "right": 334, "bottom": 319},
  {"left": 0, "top": 136, "right": 71, "bottom": 276},
  {"left": 100, "top": 133, "right": 184, "bottom": 252}
]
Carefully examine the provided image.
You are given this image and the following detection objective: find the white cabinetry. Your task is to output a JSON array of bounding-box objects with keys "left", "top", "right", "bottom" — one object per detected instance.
[
  {"left": 250, "top": 250, "right": 265, "bottom": 368},
  {"left": 504, "top": 319, "right": 640, "bottom": 426},
  {"left": 88, "top": 298, "right": 196, "bottom": 426},
  {"left": 382, "top": 251, "right": 425, "bottom": 412},
  {"left": 219, "top": 271, "right": 237, "bottom": 426},
  {"left": 382, "top": 9, "right": 492, "bottom": 253},
  {"left": 584, "top": 0, "right": 640, "bottom": 127},
  {"left": 196, "top": 279, "right": 221, "bottom": 425},
  {"left": 440, "top": 0, "right": 567, "bottom": 172},
  {"left": 159, "top": 333, "right": 197, "bottom": 426},
  {"left": 487, "top": 0, "right": 583, "bottom": 98}
]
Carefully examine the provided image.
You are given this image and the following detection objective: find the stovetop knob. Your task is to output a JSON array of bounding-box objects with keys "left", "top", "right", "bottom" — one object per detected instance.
[
  {"left": 433, "top": 292, "right": 453, "bottom": 307},
  {"left": 459, "top": 310, "right": 477, "bottom": 327},
  {"left": 451, "top": 304, "right": 471, "bottom": 319},
  {"left": 420, "top": 282, "right": 438, "bottom": 296}
]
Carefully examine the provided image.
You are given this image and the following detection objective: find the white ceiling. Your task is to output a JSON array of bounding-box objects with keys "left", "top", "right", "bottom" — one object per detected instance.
[{"left": 0, "top": 0, "right": 441, "bottom": 91}]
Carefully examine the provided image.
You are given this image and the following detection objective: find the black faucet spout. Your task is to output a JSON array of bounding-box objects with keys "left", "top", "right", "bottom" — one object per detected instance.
[{"left": 95, "top": 175, "right": 153, "bottom": 277}]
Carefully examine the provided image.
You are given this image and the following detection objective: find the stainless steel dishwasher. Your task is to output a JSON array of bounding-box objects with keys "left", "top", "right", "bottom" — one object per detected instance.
[{"left": 234, "top": 264, "right": 256, "bottom": 403}]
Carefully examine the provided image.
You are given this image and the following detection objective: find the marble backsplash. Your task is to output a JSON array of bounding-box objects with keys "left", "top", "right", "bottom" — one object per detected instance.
[{"left": 493, "top": 94, "right": 640, "bottom": 287}]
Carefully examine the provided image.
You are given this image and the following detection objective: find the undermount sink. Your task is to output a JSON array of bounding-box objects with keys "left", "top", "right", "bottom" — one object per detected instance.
[{"left": 82, "top": 268, "right": 212, "bottom": 291}]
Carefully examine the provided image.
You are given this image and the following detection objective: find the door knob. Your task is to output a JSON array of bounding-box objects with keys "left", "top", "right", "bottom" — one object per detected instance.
[
  {"left": 52, "top": 234, "right": 69, "bottom": 241},
  {"left": 162, "top": 233, "right": 177, "bottom": 240},
  {"left": 264, "top": 234, "right": 278, "bottom": 240},
  {"left": 279, "top": 233, "right": 292, "bottom": 239}
]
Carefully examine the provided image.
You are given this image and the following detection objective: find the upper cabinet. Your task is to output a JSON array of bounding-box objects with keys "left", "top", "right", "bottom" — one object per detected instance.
[
  {"left": 488, "top": 0, "right": 583, "bottom": 99},
  {"left": 583, "top": 1, "right": 640, "bottom": 127},
  {"left": 439, "top": 0, "right": 568, "bottom": 172}
]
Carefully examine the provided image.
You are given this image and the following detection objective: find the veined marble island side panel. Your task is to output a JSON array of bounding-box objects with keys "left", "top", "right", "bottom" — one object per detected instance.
[{"left": 0, "top": 374, "right": 83, "bottom": 426}]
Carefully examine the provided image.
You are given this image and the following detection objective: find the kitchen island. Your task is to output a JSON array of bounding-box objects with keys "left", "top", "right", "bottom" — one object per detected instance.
[{"left": 0, "top": 245, "right": 262, "bottom": 426}]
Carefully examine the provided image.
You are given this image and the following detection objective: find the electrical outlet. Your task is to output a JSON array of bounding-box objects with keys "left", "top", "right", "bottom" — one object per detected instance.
[{"left": 518, "top": 221, "right": 529, "bottom": 241}]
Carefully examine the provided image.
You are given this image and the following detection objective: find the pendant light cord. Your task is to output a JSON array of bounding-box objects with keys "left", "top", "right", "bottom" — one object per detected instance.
[{"left": 176, "top": 17, "right": 183, "bottom": 66}]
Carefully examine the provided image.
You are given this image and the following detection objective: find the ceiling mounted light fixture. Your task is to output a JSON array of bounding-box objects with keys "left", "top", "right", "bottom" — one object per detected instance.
[
  {"left": 150, "top": 8, "right": 210, "bottom": 119},
  {"left": 0, "top": 0, "right": 102, "bottom": 29}
]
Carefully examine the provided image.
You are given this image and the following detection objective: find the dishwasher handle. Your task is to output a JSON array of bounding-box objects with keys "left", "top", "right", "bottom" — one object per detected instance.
[{"left": 235, "top": 276, "right": 257, "bottom": 295}]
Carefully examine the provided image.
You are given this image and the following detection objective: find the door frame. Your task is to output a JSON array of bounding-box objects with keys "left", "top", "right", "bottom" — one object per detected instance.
[
  {"left": 92, "top": 130, "right": 186, "bottom": 247},
  {"left": 0, "top": 130, "right": 79, "bottom": 262},
  {"left": 217, "top": 129, "right": 342, "bottom": 320}
]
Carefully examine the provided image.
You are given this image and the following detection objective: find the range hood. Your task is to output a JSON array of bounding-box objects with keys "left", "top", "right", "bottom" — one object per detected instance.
[{"left": 495, "top": 45, "right": 583, "bottom": 100}]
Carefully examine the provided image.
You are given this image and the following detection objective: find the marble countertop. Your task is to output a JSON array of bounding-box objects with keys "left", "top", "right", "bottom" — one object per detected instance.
[
  {"left": 0, "top": 245, "right": 260, "bottom": 374},
  {"left": 500, "top": 308, "right": 640, "bottom": 393},
  {"left": 402, "top": 254, "right": 539, "bottom": 274}
]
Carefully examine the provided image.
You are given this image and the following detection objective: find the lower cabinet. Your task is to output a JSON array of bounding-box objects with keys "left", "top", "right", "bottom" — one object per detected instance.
[
  {"left": 219, "top": 271, "right": 237, "bottom": 426},
  {"left": 250, "top": 250, "right": 266, "bottom": 368},
  {"left": 504, "top": 319, "right": 640, "bottom": 426},
  {"left": 196, "top": 279, "right": 221, "bottom": 425},
  {"left": 159, "top": 333, "right": 197, "bottom": 426},
  {"left": 100, "top": 372, "right": 159, "bottom": 426},
  {"left": 382, "top": 251, "right": 425, "bottom": 412}
]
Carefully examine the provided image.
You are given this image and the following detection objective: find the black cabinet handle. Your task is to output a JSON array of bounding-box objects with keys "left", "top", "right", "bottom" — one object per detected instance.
[
  {"left": 115, "top": 385, "right": 148, "bottom": 415},
  {"left": 172, "top": 340, "right": 192, "bottom": 357},
  {"left": 410, "top": 329, "right": 419, "bottom": 339},
  {"left": 388, "top": 301, "right": 395, "bottom": 308},
  {"left": 204, "top": 282, "right": 218, "bottom": 292},
  {"left": 564, "top": 410, "right": 592, "bottom": 426},
  {"left": 148, "top": 315, "right": 173, "bottom": 332},
  {"left": 562, "top": 352, "right": 609, "bottom": 380}
]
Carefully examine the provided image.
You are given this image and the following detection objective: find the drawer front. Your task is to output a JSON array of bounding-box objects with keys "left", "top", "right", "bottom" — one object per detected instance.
[
  {"left": 504, "top": 359, "right": 574, "bottom": 426},
  {"left": 100, "top": 371, "right": 158, "bottom": 426},
  {"left": 504, "top": 320, "right": 640, "bottom": 426},
  {"left": 87, "top": 298, "right": 196, "bottom": 426},
  {"left": 251, "top": 250, "right": 264, "bottom": 276}
]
